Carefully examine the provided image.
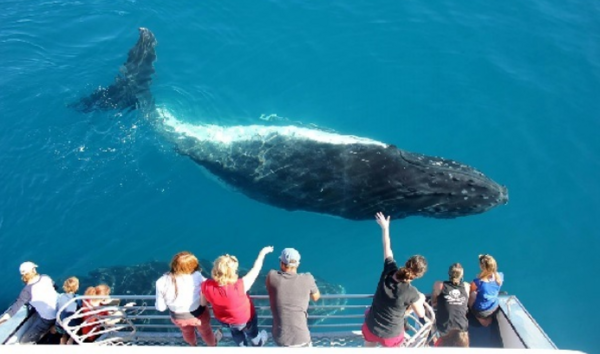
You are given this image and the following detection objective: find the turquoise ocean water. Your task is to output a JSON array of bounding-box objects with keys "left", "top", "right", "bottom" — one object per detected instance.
[{"left": 1, "top": 1, "right": 598, "bottom": 352}]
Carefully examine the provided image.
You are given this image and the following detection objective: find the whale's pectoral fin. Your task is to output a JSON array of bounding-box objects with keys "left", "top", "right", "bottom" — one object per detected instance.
[{"left": 71, "top": 28, "right": 157, "bottom": 113}]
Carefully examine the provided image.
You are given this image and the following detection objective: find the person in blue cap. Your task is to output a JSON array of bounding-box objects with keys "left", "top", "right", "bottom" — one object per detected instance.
[{"left": 266, "top": 248, "right": 321, "bottom": 347}]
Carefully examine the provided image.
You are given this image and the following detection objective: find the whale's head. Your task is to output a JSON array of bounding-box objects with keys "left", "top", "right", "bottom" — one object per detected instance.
[{"left": 389, "top": 150, "right": 509, "bottom": 219}]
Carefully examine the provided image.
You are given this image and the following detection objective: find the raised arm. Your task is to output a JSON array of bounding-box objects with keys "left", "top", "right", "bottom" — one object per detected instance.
[
  {"left": 242, "top": 246, "right": 274, "bottom": 292},
  {"left": 375, "top": 212, "right": 393, "bottom": 260}
]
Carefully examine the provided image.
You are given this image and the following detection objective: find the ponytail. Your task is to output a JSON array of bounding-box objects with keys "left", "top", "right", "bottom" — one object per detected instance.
[
  {"left": 448, "top": 263, "right": 464, "bottom": 286},
  {"left": 395, "top": 255, "right": 428, "bottom": 282}
]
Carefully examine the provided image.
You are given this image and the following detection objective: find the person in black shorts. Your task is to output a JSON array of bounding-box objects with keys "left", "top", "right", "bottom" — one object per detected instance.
[{"left": 361, "top": 212, "right": 428, "bottom": 347}]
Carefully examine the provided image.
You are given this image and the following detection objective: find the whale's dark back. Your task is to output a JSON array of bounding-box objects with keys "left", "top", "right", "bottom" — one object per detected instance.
[
  {"left": 72, "top": 28, "right": 508, "bottom": 221},
  {"left": 176, "top": 132, "right": 508, "bottom": 220}
]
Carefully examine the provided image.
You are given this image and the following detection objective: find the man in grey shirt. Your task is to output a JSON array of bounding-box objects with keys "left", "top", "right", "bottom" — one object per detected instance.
[{"left": 266, "top": 248, "right": 320, "bottom": 347}]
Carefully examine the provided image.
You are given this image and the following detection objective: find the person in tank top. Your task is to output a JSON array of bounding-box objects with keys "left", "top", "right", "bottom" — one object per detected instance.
[
  {"left": 469, "top": 254, "right": 504, "bottom": 327},
  {"left": 202, "top": 246, "right": 273, "bottom": 347},
  {"left": 361, "top": 212, "right": 428, "bottom": 348},
  {"left": 431, "top": 263, "right": 470, "bottom": 346}
]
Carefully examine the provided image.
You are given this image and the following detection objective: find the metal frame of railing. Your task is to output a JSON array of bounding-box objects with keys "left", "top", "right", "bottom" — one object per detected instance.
[{"left": 56, "top": 294, "right": 435, "bottom": 347}]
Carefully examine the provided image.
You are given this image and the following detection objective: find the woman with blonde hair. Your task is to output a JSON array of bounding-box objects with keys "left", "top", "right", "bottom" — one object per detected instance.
[
  {"left": 431, "top": 263, "right": 469, "bottom": 346},
  {"left": 155, "top": 251, "right": 220, "bottom": 346},
  {"left": 361, "top": 212, "right": 428, "bottom": 347},
  {"left": 0, "top": 262, "right": 58, "bottom": 344},
  {"left": 469, "top": 254, "right": 504, "bottom": 326},
  {"left": 202, "top": 246, "right": 274, "bottom": 347}
]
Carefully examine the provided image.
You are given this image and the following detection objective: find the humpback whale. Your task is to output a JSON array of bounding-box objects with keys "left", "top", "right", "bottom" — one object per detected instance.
[{"left": 73, "top": 28, "right": 508, "bottom": 220}]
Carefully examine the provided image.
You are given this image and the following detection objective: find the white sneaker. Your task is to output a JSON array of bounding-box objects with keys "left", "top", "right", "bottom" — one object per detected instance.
[
  {"left": 250, "top": 329, "right": 268, "bottom": 347},
  {"left": 214, "top": 328, "right": 223, "bottom": 345}
]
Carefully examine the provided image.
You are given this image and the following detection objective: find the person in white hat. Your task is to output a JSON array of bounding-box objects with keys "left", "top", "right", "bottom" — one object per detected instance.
[
  {"left": 0, "top": 261, "right": 59, "bottom": 344},
  {"left": 265, "top": 248, "right": 321, "bottom": 347}
]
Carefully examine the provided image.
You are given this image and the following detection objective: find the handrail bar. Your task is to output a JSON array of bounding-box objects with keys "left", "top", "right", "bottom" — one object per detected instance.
[{"left": 57, "top": 293, "right": 434, "bottom": 347}]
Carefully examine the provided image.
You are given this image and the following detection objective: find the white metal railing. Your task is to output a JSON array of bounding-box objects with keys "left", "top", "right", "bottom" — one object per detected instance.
[{"left": 56, "top": 293, "right": 435, "bottom": 347}]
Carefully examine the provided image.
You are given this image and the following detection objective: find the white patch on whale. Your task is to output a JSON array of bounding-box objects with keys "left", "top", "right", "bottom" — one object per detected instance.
[{"left": 157, "top": 108, "right": 387, "bottom": 147}]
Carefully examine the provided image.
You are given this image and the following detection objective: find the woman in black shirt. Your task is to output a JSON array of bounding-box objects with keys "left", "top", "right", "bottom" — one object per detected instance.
[{"left": 361, "top": 212, "right": 428, "bottom": 347}]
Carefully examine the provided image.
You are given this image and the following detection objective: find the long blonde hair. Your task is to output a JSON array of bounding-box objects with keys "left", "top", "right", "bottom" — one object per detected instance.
[
  {"left": 168, "top": 251, "right": 200, "bottom": 299},
  {"left": 211, "top": 254, "right": 239, "bottom": 286},
  {"left": 478, "top": 254, "right": 502, "bottom": 285}
]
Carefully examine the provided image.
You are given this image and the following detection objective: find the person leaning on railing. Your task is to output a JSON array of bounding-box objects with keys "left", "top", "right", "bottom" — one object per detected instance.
[
  {"left": 154, "top": 251, "right": 221, "bottom": 347},
  {"left": 0, "top": 261, "right": 58, "bottom": 344},
  {"left": 55, "top": 276, "right": 82, "bottom": 345},
  {"left": 361, "top": 212, "right": 428, "bottom": 348},
  {"left": 201, "top": 246, "right": 273, "bottom": 347},
  {"left": 265, "top": 247, "right": 321, "bottom": 347},
  {"left": 79, "top": 284, "right": 134, "bottom": 342},
  {"left": 431, "top": 263, "right": 470, "bottom": 347},
  {"left": 468, "top": 254, "right": 503, "bottom": 327}
]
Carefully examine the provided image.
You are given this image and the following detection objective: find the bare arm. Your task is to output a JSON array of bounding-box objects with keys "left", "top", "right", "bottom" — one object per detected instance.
[
  {"left": 243, "top": 246, "right": 274, "bottom": 292},
  {"left": 375, "top": 212, "right": 393, "bottom": 260},
  {"left": 468, "top": 282, "right": 477, "bottom": 308},
  {"left": 407, "top": 292, "right": 426, "bottom": 319},
  {"left": 431, "top": 281, "right": 443, "bottom": 308},
  {"left": 311, "top": 290, "right": 321, "bottom": 302},
  {"left": 463, "top": 282, "right": 471, "bottom": 301}
]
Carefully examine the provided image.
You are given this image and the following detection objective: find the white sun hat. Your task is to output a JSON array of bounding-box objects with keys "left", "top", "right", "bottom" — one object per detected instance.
[{"left": 19, "top": 261, "right": 38, "bottom": 275}]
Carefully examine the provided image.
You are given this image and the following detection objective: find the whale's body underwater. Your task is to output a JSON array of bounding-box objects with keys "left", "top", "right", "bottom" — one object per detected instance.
[{"left": 73, "top": 28, "right": 508, "bottom": 220}]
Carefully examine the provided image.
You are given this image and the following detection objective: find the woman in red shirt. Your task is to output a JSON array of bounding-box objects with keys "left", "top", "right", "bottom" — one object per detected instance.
[{"left": 202, "top": 246, "right": 273, "bottom": 347}]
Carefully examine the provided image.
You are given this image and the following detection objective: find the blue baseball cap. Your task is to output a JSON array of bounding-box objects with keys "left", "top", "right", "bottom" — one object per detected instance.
[{"left": 280, "top": 248, "right": 301, "bottom": 266}]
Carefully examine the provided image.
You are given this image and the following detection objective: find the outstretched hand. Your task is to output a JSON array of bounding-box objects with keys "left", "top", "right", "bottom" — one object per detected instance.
[
  {"left": 375, "top": 212, "right": 390, "bottom": 230},
  {"left": 260, "top": 246, "right": 274, "bottom": 256}
]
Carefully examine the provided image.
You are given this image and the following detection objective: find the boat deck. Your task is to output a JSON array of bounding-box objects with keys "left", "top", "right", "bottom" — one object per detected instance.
[{"left": 1, "top": 294, "right": 556, "bottom": 350}]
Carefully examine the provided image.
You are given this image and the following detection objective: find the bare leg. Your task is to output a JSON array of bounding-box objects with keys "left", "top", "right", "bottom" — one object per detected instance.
[
  {"left": 364, "top": 340, "right": 378, "bottom": 347},
  {"left": 477, "top": 317, "right": 493, "bottom": 327}
]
